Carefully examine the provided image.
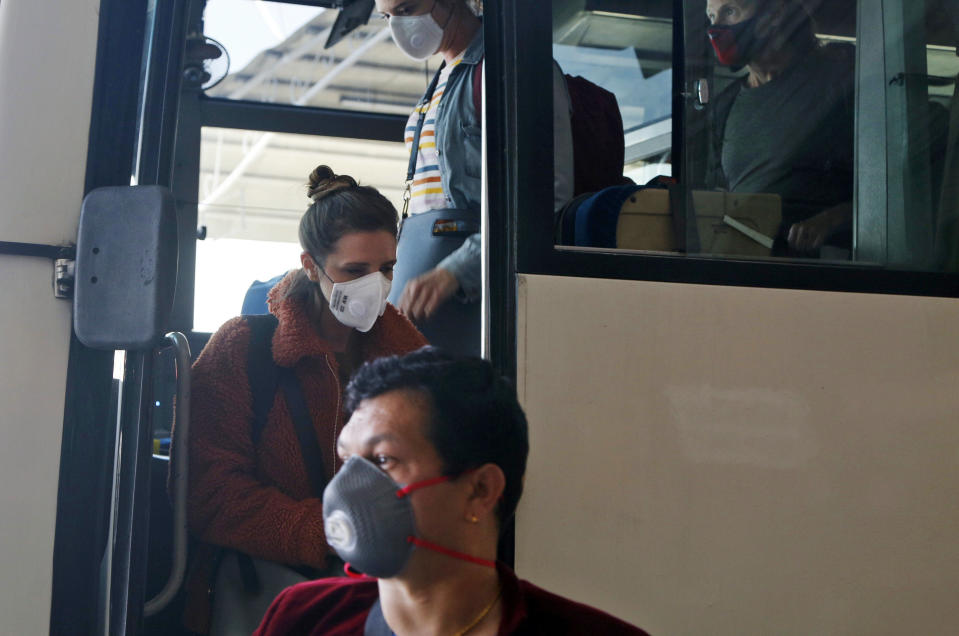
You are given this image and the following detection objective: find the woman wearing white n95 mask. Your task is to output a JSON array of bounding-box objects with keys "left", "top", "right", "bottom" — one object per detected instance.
[
  {"left": 376, "top": 0, "right": 486, "bottom": 357},
  {"left": 377, "top": 0, "right": 572, "bottom": 359},
  {"left": 379, "top": 0, "right": 479, "bottom": 61},
  {"left": 180, "top": 165, "right": 426, "bottom": 635}
]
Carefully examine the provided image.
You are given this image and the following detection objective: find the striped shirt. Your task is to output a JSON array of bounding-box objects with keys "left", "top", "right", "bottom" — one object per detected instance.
[{"left": 404, "top": 53, "right": 464, "bottom": 214}]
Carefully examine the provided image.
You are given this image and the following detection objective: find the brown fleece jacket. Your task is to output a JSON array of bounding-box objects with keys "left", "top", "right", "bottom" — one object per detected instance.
[
  {"left": 182, "top": 272, "right": 426, "bottom": 630},
  {"left": 188, "top": 272, "right": 426, "bottom": 565}
]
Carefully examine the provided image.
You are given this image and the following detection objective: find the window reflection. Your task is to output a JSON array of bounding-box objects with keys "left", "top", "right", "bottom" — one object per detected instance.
[
  {"left": 552, "top": 0, "right": 959, "bottom": 274},
  {"left": 553, "top": 6, "right": 674, "bottom": 184},
  {"left": 203, "top": 0, "right": 428, "bottom": 114}
]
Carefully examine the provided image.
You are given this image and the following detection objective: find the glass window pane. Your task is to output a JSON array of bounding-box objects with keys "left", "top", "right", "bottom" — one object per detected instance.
[
  {"left": 202, "top": 0, "right": 429, "bottom": 115},
  {"left": 552, "top": 0, "right": 959, "bottom": 277},
  {"left": 553, "top": 2, "right": 862, "bottom": 262},
  {"left": 891, "top": 0, "right": 959, "bottom": 269},
  {"left": 551, "top": 2, "right": 675, "bottom": 243},
  {"left": 554, "top": 8, "right": 674, "bottom": 183},
  {"left": 193, "top": 127, "right": 406, "bottom": 331}
]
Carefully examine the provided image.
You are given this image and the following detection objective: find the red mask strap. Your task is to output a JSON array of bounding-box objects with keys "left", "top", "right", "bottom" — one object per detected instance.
[
  {"left": 343, "top": 562, "right": 370, "bottom": 579},
  {"left": 395, "top": 474, "right": 451, "bottom": 498},
  {"left": 407, "top": 536, "right": 497, "bottom": 569},
  {"left": 396, "top": 468, "right": 480, "bottom": 498}
]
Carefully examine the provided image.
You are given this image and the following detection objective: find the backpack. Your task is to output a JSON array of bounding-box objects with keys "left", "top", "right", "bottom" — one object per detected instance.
[
  {"left": 178, "top": 315, "right": 331, "bottom": 634},
  {"left": 472, "top": 58, "right": 626, "bottom": 196}
]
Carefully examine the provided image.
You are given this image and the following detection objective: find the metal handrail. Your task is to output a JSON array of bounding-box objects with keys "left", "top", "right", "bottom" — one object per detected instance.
[{"left": 143, "top": 332, "right": 191, "bottom": 616}]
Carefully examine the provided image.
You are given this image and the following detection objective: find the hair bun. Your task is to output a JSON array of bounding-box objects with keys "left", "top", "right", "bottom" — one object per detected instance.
[{"left": 307, "top": 165, "right": 358, "bottom": 202}]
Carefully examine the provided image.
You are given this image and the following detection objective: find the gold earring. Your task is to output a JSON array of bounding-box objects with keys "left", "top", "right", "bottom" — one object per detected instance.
[{"left": 468, "top": 515, "right": 479, "bottom": 523}]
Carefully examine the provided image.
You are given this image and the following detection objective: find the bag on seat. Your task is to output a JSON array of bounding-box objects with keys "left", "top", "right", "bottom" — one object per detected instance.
[{"left": 209, "top": 553, "right": 309, "bottom": 636}]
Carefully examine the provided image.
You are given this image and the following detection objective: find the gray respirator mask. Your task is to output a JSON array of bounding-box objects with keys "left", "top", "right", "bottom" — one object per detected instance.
[{"left": 322, "top": 456, "right": 494, "bottom": 578}]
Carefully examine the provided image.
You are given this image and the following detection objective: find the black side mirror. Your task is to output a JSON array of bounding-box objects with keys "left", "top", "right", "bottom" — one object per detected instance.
[{"left": 74, "top": 186, "right": 177, "bottom": 350}]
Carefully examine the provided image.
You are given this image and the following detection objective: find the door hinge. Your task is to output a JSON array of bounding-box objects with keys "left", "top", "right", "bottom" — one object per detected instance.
[{"left": 54, "top": 258, "right": 75, "bottom": 299}]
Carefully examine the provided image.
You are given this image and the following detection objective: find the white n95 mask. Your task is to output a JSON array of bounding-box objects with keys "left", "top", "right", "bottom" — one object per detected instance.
[
  {"left": 389, "top": 9, "right": 445, "bottom": 60},
  {"left": 325, "top": 271, "right": 391, "bottom": 333}
]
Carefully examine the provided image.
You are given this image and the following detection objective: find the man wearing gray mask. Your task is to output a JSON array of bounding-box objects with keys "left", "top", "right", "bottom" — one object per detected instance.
[{"left": 254, "top": 347, "right": 648, "bottom": 635}]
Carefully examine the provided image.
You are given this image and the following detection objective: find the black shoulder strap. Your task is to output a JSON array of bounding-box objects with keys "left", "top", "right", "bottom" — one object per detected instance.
[
  {"left": 244, "top": 314, "right": 280, "bottom": 445},
  {"left": 278, "top": 366, "right": 329, "bottom": 498},
  {"left": 364, "top": 599, "right": 392, "bottom": 636},
  {"left": 243, "top": 313, "right": 329, "bottom": 497}
]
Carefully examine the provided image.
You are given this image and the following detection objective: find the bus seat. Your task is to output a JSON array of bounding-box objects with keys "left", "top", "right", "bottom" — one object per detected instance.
[
  {"left": 555, "top": 185, "right": 646, "bottom": 248},
  {"left": 241, "top": 273, "right": 287, "bottom": 316},
  {"left": 555, "top": 183, "right": 781, "bottom": 257}
]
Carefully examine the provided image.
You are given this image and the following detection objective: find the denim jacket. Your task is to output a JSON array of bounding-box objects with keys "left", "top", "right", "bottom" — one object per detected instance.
[
  {"left": 429, "top": 29, "right": 484, "bottom": 302},
  {"left": 427, "top": 28, "right": 573, "bottom": 302}
]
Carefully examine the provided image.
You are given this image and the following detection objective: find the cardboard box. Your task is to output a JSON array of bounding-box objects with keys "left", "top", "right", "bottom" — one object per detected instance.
[{"left": 616, "top": 189, "right": 781, "bottom": 256}]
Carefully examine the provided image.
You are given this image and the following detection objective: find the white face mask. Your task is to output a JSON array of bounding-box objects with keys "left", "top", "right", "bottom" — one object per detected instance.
[
  {"left": 323, "top": 271, "right": 392, "bottom": 333},
  {"left": 389, "top": 5, "right": 445, "bottom": 60}
]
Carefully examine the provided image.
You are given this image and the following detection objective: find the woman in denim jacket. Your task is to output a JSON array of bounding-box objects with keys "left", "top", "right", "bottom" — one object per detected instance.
[{"left": 378, "top": 0, "right": 572, "bottom": 355}]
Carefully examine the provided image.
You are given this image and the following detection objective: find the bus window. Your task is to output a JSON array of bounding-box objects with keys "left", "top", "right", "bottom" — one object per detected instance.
[
  {"left": 550, "top": 0, "right": 959, "bottom": 278},
  {"left": 194, "top": 129, "right": 406, "bottom": 332},
  {"left": 895, "top": 0, "right": 959, "bottom": 270},
  {"left": 202, "top": 0, "right": 424, "bottom": 114},
  {"left": 553, "top": 3, "right": 674, "bottom": 185}
]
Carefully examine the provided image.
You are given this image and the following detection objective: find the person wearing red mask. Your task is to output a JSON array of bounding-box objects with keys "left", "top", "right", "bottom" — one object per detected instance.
[{"left": 704, "top": 0, "right": 854, "bottom": 256}]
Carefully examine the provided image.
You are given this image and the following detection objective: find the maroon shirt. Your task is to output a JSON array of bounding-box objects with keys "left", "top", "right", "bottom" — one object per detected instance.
[{"left": 254, "top": 563, "right": 649, "bottom": 635}]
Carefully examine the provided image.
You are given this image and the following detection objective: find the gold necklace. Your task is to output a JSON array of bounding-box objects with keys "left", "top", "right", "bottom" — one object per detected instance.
[{"left": 451, "top": 586, "right": 502, "bottom": 636}]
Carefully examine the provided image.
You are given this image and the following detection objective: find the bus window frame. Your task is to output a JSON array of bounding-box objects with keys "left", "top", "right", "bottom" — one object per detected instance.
[
  {"left": 491, "top": 0, "right": 959, "bottom": 300},
  {"left": 166, "top": 47, "right": 409, "bottom": 333}
]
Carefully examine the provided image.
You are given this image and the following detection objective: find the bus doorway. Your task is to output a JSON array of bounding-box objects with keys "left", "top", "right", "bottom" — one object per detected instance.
[{"left": 43, "top": 0, "right": 443, "bottom": 634}]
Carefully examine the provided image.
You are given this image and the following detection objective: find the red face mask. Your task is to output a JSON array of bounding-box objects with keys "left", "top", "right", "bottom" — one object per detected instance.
[{"left": 707, "top": 14, "right": 765, "bottom": 67}]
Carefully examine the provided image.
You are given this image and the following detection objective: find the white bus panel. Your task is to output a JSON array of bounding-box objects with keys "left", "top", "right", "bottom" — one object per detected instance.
[
  {"left": 516, "top": 273, "right": 959, "bottom": 635},
  {"left": 0, "top": 0, "right": 100, "bottom": 633}
]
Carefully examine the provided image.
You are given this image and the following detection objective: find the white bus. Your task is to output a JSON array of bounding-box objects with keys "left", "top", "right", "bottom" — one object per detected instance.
[{"left": 1, "top": 0, "right": 957, "bottom": 634}]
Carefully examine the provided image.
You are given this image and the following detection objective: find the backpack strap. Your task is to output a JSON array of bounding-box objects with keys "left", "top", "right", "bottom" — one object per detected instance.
[
  {"left": 243, "top": 313, "right": 328, "bottom": 498},
  {"left": 244, "top": 314, "right": 280, "bottom": 445},
  {"left": 278, "top": 366, "right": 329, "bottom": 497}
]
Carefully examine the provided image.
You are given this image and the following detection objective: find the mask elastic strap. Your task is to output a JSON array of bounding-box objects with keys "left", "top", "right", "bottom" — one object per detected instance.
[
  {"left": 395, "top": 474, "right": 451, "bottom": 498},
  {"left": 406, "top": 536, "right": 497, "bottom": 569},
  {"left": 343, "top": 562, "right": 370, "bottom": 578},
  {"left": 315, "top": 260, "right": 334, "bottom": 285}
]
